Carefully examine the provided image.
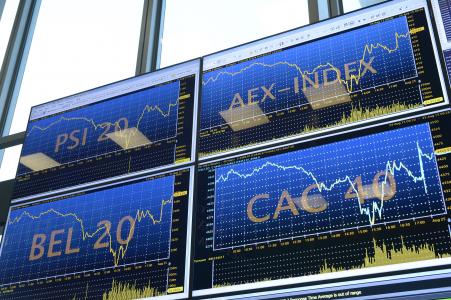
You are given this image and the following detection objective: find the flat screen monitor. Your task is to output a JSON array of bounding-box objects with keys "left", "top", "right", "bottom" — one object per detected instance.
[
  {"left": 193, "top": 109, "right": 451, "bottom": 297},
  {"left": 13, "top": 60, "right": 200, "bottom": 202},
  {"left": 0, "top": 167, "right": 193, "bottom": 299},
  {"left": 199, "top": 0, "right": 449, "bottom": 159}
]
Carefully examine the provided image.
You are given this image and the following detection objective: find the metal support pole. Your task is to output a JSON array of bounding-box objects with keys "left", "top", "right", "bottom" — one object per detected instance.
[
  {"left": 0, "top": 0, "right": 41, "bottom": 137},
  {"left": 0, "top": 0, "right": 40, "bottom": 170},
  {"left": 136, "top": 0, "right": 166, "bottom": 75},
  {"left": 309, "top": 0, "right": 331, "bottom": 23},
  {"left": 329, "top": 0, "right": 344, "bottom": 17},
  {"left": 0, "top": 0, "right": 6, "bottom": 23}
]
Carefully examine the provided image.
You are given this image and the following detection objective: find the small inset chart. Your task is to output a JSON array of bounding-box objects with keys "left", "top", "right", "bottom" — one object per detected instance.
[
  {"left": 193, "top": 110, "right": 451, "bottom": 295},
  {"left": 199, "top": 7, "right": 448, "bottom": 157},
  {"left": 0, "top": 168, "right": 193, "bottom": 299},
  {"left": 14, "top": 60, "right": 199, "bottom": 200}
]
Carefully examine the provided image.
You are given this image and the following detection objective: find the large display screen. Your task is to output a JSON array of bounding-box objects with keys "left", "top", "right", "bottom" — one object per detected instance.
[
  {"left": 193, "top": 110, "right": 451, "bottom": 296},
  {"left": 0, "top": 168, "right": 193, "bottom": 299},
  {"left": 3, "top": 0, "right": 451, "bottom": 299},
  {"left": 13, "top": 60, "right": 199, "bottom": 201},
  {"left": 199, "top": 0, "right": 448, "bottom": 158}
]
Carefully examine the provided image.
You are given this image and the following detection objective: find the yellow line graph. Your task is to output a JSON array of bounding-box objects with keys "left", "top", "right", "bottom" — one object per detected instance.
[
  {"left": 26, "top": 93, "right": 190, "bottom": 149},
  {"left": 9, "top": 197, "right": 173, "bottom": 266},
  {"left": 203, "top": 31, "right": 412, "bottom": 93}
]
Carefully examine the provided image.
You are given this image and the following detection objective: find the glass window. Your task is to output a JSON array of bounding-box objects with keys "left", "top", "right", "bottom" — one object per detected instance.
[
  {"left": 0, "top": 0, "right": 20, "bottom": 71},
  {"left": 160, "top": 0, "right": 310, "bottom": 68},
  {"left": 343, "top": 0, "right": 387, "bottom": 13},
  {"left": 6, "top": 0, "right": 144, "bottom": 135},
  {"left": 0, "top": 144, "right": 22, "bottom": 181}
]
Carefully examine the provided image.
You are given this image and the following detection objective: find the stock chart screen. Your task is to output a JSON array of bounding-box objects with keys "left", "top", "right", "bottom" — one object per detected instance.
[
  {"left": 13, "top": 60, "right": 199, "bottom": 201},
  {"left": 0, "top": 168, "right": 193, "bottom": 299},
  {"left": 193, "top": 110, "right": 451, "bottom": 296},
  {"left": 199, "top": 0, "right": 448, "bottom": 158}
]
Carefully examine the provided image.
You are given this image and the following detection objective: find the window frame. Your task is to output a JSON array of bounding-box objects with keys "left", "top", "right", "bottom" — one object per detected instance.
[{"left": 0, "top": 0, "right": 330, "bottom": 188}]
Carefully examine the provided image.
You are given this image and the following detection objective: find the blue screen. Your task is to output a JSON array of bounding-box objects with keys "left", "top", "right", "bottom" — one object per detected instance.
[
  {"left": 19, "top": 81, "right": 180, "bottom": 175},
  {"left": 1, "top": 175, "right": 174, "bottom": 283},
  {"left": 198, "top": 9, "right": 447, "bottom": 157},
  {"left": 202, "top": 16, "right": 416, "bottom": 129}
]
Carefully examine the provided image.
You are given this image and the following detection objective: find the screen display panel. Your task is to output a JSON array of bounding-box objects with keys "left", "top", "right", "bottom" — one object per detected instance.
[
  {"left": 193, "top": 109, "right": 451, "bottom": 296},
  {"left": 13, "top": 60, "right": 199, "bottom": 201},
  {"left": 199, "top": 0, "right": 448, "bottom": 159},
  {"left": 0, "top": 168, "right": 193, "bottom": 299}
]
